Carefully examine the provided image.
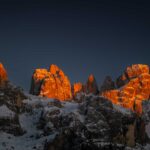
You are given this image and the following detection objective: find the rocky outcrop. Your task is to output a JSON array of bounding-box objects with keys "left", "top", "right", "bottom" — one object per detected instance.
[
  {"left": 0, "top": 62, "right": 150, "bottom": 150},
  {"left": 30, "top": 64, "right": 72, "bottom": 101},
  {"left": 100, "top": 76, "right": 115, "bottom": 94},
  {"left": 0, "top": 85, "right": 27, "bottom": 113},
  {"left": 0, "top": 83, "right": 26, "bottom": 136},
  {"left": 0, "top": 82, "right": 148, "bottom": 149},
  {"left": 85, "top": 74, "right": 99, "bottom": 95},
  {"left": 102, "top": 64, "right": 150, "bottom": 115},
  {"left": 116, "top": 64, "right": 149, "bottom": 88},
  {"left": 0, "top": 107, "right": 24, "bottom": 136},
  {"left": 72, "top": 82, "right": 84, "bottom": 97},
  {"left": 0, "top": 63, "right": 8, "bottom": 87},
  {"left": 30, "top": 69, "right": 49, "bottom": 95},
  {"left": 72, "top": 75, "right": 99, "bottom": 99},
  {"left": 40, "top": 95, "right": 147, "bottom": 150}
]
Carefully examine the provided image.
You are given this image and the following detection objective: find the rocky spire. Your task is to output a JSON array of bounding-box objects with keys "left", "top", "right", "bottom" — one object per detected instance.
[
  {"left": 0, "top": 63, "right": 8, "bottom": 87},
  {"left": 30, "top": 64, "right": 72, "bottom": 101},
  {"left": 72, "top": 82, "right": 84, "bottom": 97},
  {"left": 99, "top": 76, "right": 115, "bottom": 94},
  {"left": 85, "top": 74, "right": 99, "bottom": 95}
]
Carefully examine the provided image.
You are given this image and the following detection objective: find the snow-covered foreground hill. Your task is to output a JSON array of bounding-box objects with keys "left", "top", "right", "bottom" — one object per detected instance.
[{"left": 0, "top": 85, "right": 150, "bottom": 150}]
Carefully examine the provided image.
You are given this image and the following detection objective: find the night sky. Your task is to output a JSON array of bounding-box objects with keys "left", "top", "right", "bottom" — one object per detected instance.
[{"left": 0, "top": 0, "right": 150, "bottom": 91}]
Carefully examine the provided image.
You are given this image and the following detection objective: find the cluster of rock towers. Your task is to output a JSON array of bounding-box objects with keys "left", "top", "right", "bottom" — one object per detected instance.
[{"left": 0, "top": 63, "right": 150, "bottom": 115}]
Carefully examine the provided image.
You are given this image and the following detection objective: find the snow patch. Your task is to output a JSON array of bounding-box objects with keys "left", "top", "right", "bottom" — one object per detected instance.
[
  {"left": 113, "top": 104, "right": 132, "bottom": 115},
  {"left": 0, "top": 105, "right": 15, "bottom": 119}
]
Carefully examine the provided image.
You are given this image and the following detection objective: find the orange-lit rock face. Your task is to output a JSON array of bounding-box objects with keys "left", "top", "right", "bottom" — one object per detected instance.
[
  {"left": 30, "top": 69, "right": 50, "bottom": 95},
  {"left": 72, "top": 82, "right": 84, "bottom": 97},
  {"left": 102, "top": 64, "right": 150, "bottom": 115},
  {"left": 30, "top": 64, "right": 72, "bottom": 101},
  {"left": 117, "top": 64, "right": 149, "bottom": 88},
  {"left": 0, "top": 63, "right": 8, "bottom": 87},
  {"left": 49, "top": 64, "right": 65, "bottom": 76},
  {"left": 85, "top": 74, "right": 99, "bottom": 95}
]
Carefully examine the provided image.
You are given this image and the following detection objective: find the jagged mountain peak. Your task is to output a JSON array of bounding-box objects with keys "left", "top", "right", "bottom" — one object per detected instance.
[
  {"left": 101, "top": 64, "right": 150, "bottom": 115},
  {"left": 0, "top": 63, "right": 150, "bottom": 149},
  {"left": 30, "top": 64, "right": 72, "bottom": 101},
  {"left": 85, "top": 74, "right": 99, "bottom": 95},
  {"left": 49, "top": 64, "right": 65, "bottom": 76},
  {"left": 0, "top": 62, "right": 8, "bottom": 87},
  {"left": 117, "top": 64, "right": 149, "bottom": 88}
]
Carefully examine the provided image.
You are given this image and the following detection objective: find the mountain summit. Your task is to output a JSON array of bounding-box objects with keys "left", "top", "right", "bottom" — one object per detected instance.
[
  {"left": 102, "top": 64, "right": 150, "bottom": 115},
  {"left": 0, "top": 63, "right": 150, "bottom": 149},
  {"left": 0, "top": 63, "right": 8, "bottom": 87},
  {"left": 30, "top": 64, "right": 72, "bottom": 100},
  {"left": 30, "top": 64, "right": 150, "bottom": 115}
]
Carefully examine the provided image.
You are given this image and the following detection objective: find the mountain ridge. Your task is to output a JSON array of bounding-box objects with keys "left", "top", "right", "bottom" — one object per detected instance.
[
  {"left": 0, "top": 63, "right": 150, "bottom": 149},
  {"left": 29, "top": 63, "right": 150, "bottom": 115}
]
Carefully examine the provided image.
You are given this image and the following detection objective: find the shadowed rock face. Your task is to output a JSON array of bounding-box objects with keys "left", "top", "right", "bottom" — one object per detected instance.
[
  {"left": 85, "top": 74, "right": 99, "bottom": 95},
  {"left": 0, "top": 84, "right": 27, "bottom": 136},
  {"left": 0, "top": 63, "right": 8, "bottom": 87},
  {"left": 100, "top": 76, "right": 115, "bottom": 94},
  {"left": 44, "top": 96, "right": 147, "bottom": 150},
  {"left": 30, "top": 64, "right": 72, "bottom": 101},
  {"left": 0, "top": 64, "right": 26, "bottom": 136},
  {"left": 101, "top": 64, "right": 150, "bottom": 115}
]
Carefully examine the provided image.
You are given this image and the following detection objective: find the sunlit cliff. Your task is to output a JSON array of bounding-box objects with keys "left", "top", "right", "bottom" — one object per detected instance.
[
  {"left": 0, "top": 63, "right": 8, "bottom": 87},
  {"left": 0, "top": 63, "right": 149, "bottom": 115},
  {"left": 0, "top": 62, "right": 150, "bottom": 149},
  {"left": 102, "top": 64, "right": 150, "bottom": 115},
  {"left": 30, "top": 64, "right": 72, "bottom": 101},
  {"left": 29, "top": 64, "right": 150, "bottom": 115}
]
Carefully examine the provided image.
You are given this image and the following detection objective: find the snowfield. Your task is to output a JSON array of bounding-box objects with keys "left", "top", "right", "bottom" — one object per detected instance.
[
  {"left": 0, "top": 105, "right": 15, "bottom": 119},
  {"left": 0, "top": 94, "right": 150, "bottom": 150},
  {"left": 0, "top": 95, "right": 81, "bottom": 150}
]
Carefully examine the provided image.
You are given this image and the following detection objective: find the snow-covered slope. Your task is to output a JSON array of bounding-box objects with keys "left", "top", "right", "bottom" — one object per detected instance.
[{"left": 0, "top": 86, "right": 150, "bottom": 150}]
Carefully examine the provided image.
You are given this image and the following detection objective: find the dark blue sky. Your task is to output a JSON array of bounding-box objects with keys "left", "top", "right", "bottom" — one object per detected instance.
[{"left": 0, "top": 0, "right": 150, "bottom": 91}]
